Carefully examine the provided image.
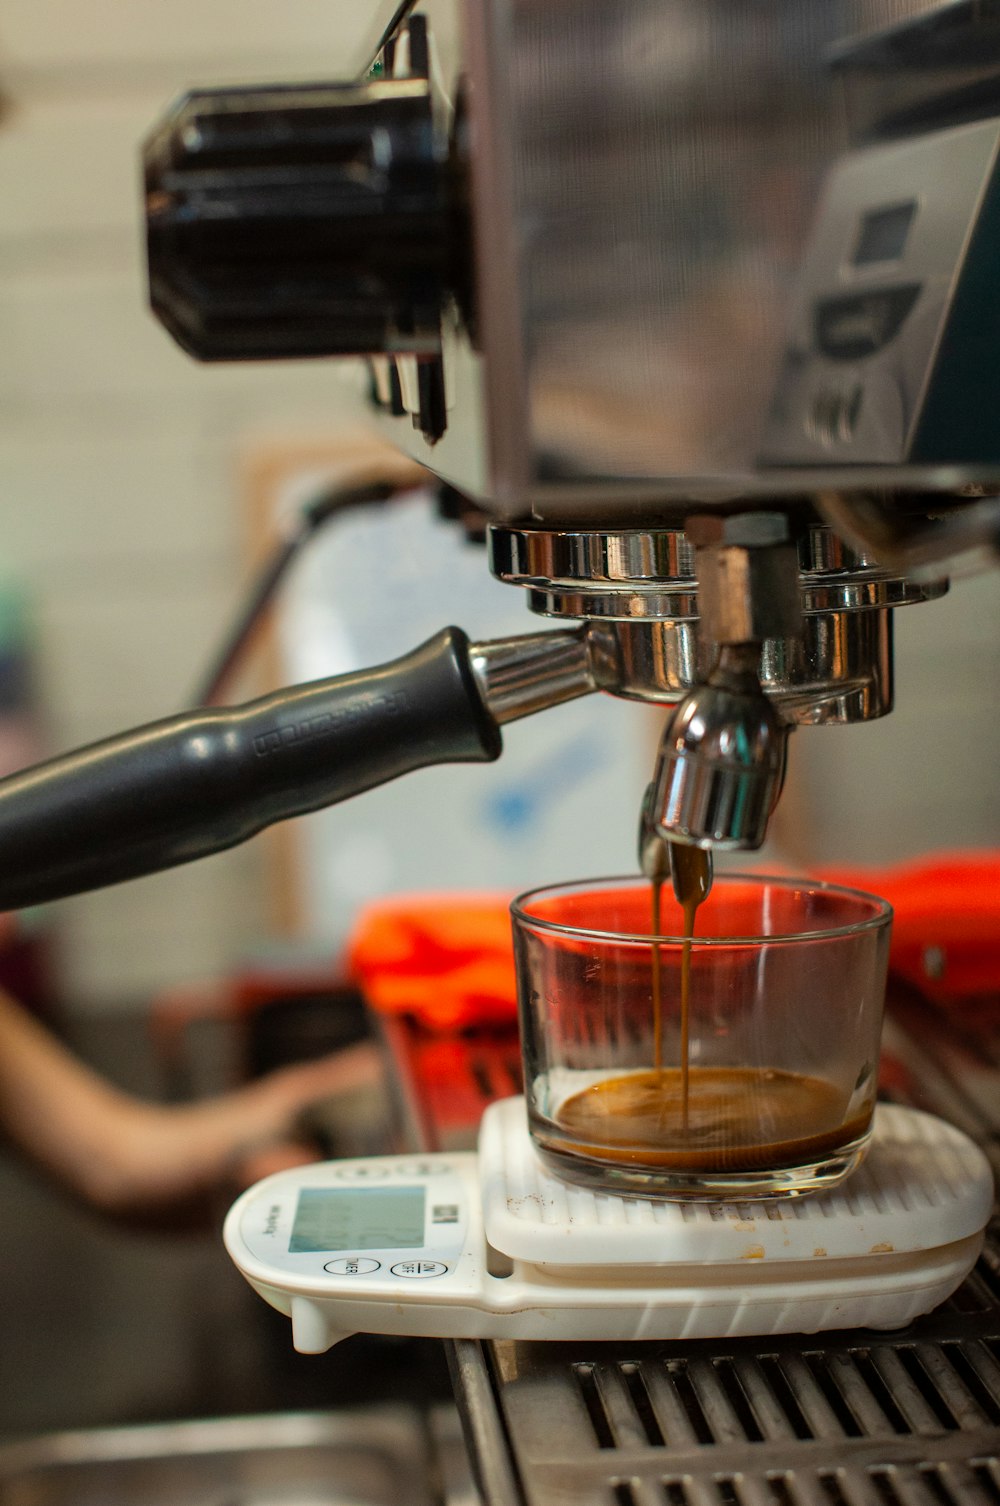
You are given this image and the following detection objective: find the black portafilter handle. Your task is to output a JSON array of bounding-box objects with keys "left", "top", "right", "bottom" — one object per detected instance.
[{"left": 0, "top": 628, "right": 503, "bottom": 911}]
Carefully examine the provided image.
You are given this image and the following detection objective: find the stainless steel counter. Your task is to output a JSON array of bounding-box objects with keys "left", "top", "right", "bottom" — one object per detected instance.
[
  {"left": 0, "top": 1403, "right": 476, "bottom": 1506},
  {"left": 449, "top": 1228, "right": 1000, "bottom": 1506}
]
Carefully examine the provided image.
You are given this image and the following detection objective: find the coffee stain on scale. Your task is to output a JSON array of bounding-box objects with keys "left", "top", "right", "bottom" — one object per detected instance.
[{"left": 506, "top": 1193, "right": 550, "bottom": 1215}]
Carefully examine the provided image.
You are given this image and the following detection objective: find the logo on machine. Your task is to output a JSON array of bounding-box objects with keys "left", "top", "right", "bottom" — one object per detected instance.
[{"left": 263, "top": 1205, "right": 281, "bottom": 1237}]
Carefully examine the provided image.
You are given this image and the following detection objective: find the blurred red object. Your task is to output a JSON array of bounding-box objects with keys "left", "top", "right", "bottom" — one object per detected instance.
[
  {"left": 348, "top": 894, "right": 517, "bottom": 1030},
  {"left": 348, "top": 855, "right": 1000, "bottom": 1036},
  {"left": 824, "top": 852, "right": 1000, "bottom": 1004}
]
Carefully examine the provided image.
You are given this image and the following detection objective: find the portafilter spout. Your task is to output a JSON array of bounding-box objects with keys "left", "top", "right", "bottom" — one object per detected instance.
[
  {"left": 645, "top": 512, "right": 796, "bottom": 852},
  {"left": 647, "top": 645, "right": 788, "bottom": 852},
  {"left": 492, "top": 510, "right": 884, "bottom": 855},
  {"left": 638, "top": 779, "right": 716, "bottom": 906}
]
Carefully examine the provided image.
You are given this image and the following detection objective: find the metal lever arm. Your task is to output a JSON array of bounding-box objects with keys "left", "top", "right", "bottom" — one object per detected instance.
[{"left": 0, "top": 625, "right": 594, "bottom": 912}]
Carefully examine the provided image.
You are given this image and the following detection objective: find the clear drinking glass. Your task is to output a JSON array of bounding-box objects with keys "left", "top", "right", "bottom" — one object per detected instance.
[{"left": 512, "top": 875, "right": 892, "bottom": 1198}]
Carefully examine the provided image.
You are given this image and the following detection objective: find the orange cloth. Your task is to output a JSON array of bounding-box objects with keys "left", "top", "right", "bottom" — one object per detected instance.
[
  {"left": 823, "top": 852, "right": 1000, "bottom": 1005},
  {"left": 347, "top": 893, "right": 517, "bottom": 1030},
  {"left": 347, "top": 854, "right": 1000, "bottom": 1031}
]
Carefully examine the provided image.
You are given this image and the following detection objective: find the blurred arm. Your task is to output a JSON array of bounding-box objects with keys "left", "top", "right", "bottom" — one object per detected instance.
[{"left": 0, "top": 988, "right": 380, "bottom": 1227}]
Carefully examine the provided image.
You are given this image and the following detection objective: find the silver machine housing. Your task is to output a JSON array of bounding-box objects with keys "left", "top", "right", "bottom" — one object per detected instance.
[
  {"left": 366, "top": 0, "right": 1000, "bottom": 846},
  {"left": 374, "top": 0, "right": 1000, "bottom": 509}
]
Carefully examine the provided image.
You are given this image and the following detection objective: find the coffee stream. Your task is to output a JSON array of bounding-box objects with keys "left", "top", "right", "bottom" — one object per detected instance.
[{"left": 651, "top": 843, "right": 712, "bottom": 1130}]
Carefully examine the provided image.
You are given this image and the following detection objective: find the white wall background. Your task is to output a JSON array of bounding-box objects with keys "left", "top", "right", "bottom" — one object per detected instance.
[{"left": 0, "top": 3, "right": 392, "bottom": 1008}]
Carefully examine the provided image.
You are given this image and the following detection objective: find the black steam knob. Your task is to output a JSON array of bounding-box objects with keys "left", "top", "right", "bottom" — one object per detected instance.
[{"left": 144, "top": 50, "right": 459, "bottom": 361}]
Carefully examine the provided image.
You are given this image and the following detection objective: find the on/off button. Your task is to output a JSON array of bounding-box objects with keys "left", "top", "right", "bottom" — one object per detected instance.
[{"left": 391, "top": 1260, "right": 448, "bottom": 1278}]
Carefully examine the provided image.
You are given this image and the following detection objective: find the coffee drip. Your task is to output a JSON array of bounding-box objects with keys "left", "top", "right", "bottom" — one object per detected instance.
[{"left": 651, "top": 843, "right": 712, "bottom": 1125}]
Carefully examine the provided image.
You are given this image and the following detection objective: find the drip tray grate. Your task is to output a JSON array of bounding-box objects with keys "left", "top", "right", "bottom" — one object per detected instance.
[{"left": 451, "top": 1223, "right": 1000, "bottom": 1506}]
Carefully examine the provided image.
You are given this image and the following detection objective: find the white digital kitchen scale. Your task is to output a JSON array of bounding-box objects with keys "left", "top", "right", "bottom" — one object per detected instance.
[{"left": 224, "top": 1097, "right": 994, "bottom": 1354}]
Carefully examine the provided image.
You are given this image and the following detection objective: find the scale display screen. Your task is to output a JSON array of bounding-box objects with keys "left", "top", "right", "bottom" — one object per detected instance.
[
  {"left": 289, "top": 1186, "right": 426, "bottom": 1252},
  {"left": 852, "top": 201, "right": 916, "bottom": 266}
]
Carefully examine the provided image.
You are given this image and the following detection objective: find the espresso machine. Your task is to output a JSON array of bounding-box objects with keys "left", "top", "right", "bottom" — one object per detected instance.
[
  {"left": 4, "top": 1, "right": 1000, "bottom": 1501},
  {"left": 4, "top": 0, "right": 1000, "bottom": 908}
]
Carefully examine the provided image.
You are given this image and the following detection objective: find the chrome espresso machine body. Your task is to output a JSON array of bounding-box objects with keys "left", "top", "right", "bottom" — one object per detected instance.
[
  {"left": 1, "top": 0, "right": 999, "bottom": 909},
  {"left": 139, "top": 0, "right": 1000, "bottom": 868}
]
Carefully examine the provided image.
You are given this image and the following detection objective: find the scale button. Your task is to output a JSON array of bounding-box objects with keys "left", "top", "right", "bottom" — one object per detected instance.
[
  {"left": 395, "top": 1160, "right": 450, "bottom": 1177},
  {"left": 324, "top": 1257, "right": 381, "bottom": 1276},
  {"left": 334, "top": 1165, "right": 389, "bottom": 1180},
  {"left": 391, "top": 1260, "right": 448, "bottom": 1279}
]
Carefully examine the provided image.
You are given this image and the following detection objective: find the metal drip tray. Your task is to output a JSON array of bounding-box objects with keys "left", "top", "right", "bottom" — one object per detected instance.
[
  {"left": 0, "top": 1406, "right": 439, "bottom": 1506},
  {"left": 451, "top": 1226, "right": 1000, "bottom": 1506}
]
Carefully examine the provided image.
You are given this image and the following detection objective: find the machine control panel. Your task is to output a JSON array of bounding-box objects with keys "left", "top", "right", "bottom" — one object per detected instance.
[{"left": 761, "top": 115, "right": 1000, "bottom": 466}]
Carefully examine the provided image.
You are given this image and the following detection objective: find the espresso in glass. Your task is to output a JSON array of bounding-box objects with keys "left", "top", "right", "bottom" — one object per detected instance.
[{"left": 511, "top": 875, "right": 891, "bottom": 1198}]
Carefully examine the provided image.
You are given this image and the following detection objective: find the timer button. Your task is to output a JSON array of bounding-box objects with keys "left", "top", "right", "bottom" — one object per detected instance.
[
  {"left": 334, "top": 1165, "right": 389, "bottom": 1180},
  {"left": 391, "top": 1260, "right": 448, "bottom": 1278},
  {"left": 324, "top": 1257, "right": 381, "bottom": 1276}
]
